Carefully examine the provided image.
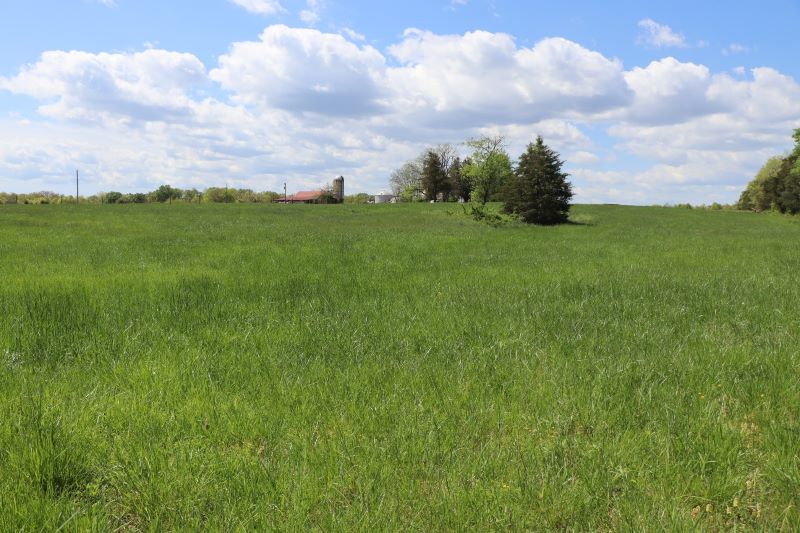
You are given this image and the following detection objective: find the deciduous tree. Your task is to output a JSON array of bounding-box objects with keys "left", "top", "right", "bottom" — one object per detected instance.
[{"left": 463, "top": 136, "right": 512, "bottom": 205}]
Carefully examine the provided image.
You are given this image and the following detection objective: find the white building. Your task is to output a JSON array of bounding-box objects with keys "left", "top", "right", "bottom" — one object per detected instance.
[{"left": 374, "top": 191, "right": 395, "bottom": 204}]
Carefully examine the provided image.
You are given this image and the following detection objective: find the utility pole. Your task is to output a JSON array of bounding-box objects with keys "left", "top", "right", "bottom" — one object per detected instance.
[
  {"left": 76, "top": 169, "right": 79, "bottom": 205},
  {"left": 284, "top": 182, "right": 287, "bottom": 204}
]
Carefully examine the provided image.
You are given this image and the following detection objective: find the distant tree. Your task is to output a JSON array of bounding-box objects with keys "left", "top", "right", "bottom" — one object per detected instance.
[
  {"left": 736, "top": 189, "right": 754, "bottom": 211},
  {"left": 432, "top": 144, "right": 456, "bottom": 174},
  {"left": 739, "top": 157, "right": 784, "bottom": 212},
  {"left": 255, "top": 191, "right": 281, "bottom": 203},
  {"left": 182, "top": 188, "right": 201, "bottom": 203},
  {"left": 463, "top": 136, "right": 512, "bottom": 205},
  {"left": 422, "top": 150, "right": 450, "bottom": 201},
  {"left": 345, "top": 193, "right": 372, "bottom": 204},
  {"left": 502, "top": 136, "right": 573, "bottom": 225},
  {"left": 738, "top": 129, "right": 800, "bottom": 214},
  {"left": 447, "top": 157, "right": 471, "bottom": 202},
  {"left": 105, "top": 191, "right": 123, "bottom": 204},
  {"left": 390, "top": 157, "right": 424, "bottom": 201},
  {"left": 154, "top": 185, "right": 182, "bottom": 203},
  {"left": 203, "top": 188, "right": 236, "bottom": 203},
  {"left": 451, "top": 157, "right": 473, "bottom": 202},
  {"left": 777, "top": 129, "right": 800, "bottom": 214},
  {"left": 778, "top": 155, "right": 800, "bottom": 214},
  {"left": 316, "top": 184, "right": 338, "bottom": 204},
  {"left": 233, "top": 189, "right": 256, "bottom": 203}
]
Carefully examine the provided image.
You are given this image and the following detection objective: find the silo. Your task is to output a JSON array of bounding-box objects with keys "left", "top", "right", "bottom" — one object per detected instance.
[{"left": 333, "top": 176, "right": 345, "bottom": 203}]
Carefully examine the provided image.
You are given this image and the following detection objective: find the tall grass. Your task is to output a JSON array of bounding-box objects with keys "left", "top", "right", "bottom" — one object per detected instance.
[{"left": 0, "top": 203, "right": 798, "bottom": 530}]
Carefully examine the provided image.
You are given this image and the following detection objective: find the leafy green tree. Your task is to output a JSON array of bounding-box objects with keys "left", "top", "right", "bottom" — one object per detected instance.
[
  {"left": 204, "top": 187, "right": 236, "bottom": 203},
  {"left": 779, "top": 129, "right": 800, "bottom": 214},
  {"left": 743, "top": 157, "right": 784, "bottom": 212},
  {"left": 463, "top": 136, "right": 512, "bottom": 205},
  {"left": 255, "top": 191, "right": 281, "bottom": 203},
  {"left": 344, "top": 193, "right": 372, "bottom": 204},
  {"left": 778, "top": 155, "right": 800, "bottom": 214},
  {"left": 502, "top": 136, "right": 573, "bottom": 225},
  {"left": 737, "top": 188, "right": 754, "bottom": 211},
  {"left": 181, "top": 188, "right": 201, "bottom": 202},
  {"left": 105, "top": 191, "right": 123, "bottom": 204},
  {"left": 155, "top": 185, "right": 182, "bottom": 203}
]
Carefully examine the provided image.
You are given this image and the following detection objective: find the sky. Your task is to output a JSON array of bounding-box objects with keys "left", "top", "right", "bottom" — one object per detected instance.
[{"left": 1, "top": 0, "right": 799, "bottom": 204}]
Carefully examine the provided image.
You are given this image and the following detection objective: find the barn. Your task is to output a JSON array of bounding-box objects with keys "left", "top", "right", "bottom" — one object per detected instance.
[
  {"left": 276, "top": 190, "right": 325, "bottom": 204},
  {"left": 274, "top": 177, "right": 345, "bottom": 204}
]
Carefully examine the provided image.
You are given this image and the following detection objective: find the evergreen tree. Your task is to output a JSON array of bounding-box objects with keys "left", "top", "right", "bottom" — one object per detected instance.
[
  {"left": 422, "top": 150, "right": 448, "bottom": 201},
  {"left": 502, "top": 136, "right": 573, "bottom": 225},
  {"left": 447, "top": 157, "right": 472, "bottom": 202}
]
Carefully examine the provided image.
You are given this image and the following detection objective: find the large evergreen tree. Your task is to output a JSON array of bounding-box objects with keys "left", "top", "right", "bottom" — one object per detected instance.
[
  {"left": 502, "top": 136, "right": 573, "bottom": 225},
  {"left": 422, "top": 150, "right": 449, "bottom": 201}
]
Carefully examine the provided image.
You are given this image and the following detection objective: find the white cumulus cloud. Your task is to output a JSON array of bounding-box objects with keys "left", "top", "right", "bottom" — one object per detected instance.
[
  {"left": 0, "top": 50, "right": 207, "bottom": 124},
  {"left": 211, "top": 25, "right": 387, "bottom": 116}
]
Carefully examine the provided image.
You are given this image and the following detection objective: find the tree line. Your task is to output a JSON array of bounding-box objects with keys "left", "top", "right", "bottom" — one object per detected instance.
[
  {"left": 391, "top": 135, "right": 573, "bottom": 224},
  {"left": 0, "top": 186, "right": 280, "bottom": 205},
  {"left": 2, "top": 134, "right": 574, "bottom": 224},
  {"left": 738, "top": 129, "right": 800, "bottom": 214},
  {"left": 0, "top": 186, "right": 374, "bottom": 205}
]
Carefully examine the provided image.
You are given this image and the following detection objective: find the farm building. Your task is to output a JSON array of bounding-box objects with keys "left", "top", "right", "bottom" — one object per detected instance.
[
  {"left": 274, "top": 177, "right": 345, "bottom": 204},
  {"left": 374, "top": 192, "right": 395, "bottom": 204}
]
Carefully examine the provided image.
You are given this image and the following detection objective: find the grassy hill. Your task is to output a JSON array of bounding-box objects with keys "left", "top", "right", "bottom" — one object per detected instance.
[{"left": 0, "top": 203, "right": 798, "bottom": 530}]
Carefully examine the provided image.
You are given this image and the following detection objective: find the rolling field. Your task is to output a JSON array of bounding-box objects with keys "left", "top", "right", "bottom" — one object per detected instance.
[{"left": 0, "top": 203, "right": 799, "bottom": 531}]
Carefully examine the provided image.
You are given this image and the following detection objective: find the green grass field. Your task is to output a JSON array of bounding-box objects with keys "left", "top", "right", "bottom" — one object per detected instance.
[{"left": 1, "top": 203, "right": 798, "bottom": 531}]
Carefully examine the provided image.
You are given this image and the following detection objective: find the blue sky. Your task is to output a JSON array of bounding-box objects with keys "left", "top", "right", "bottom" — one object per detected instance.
[{"left": 1, "top": 0, "right": 799, "bottom": 203}]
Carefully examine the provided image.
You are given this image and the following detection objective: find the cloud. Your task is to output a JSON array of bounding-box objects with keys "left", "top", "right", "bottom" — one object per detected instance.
[
  {"left": 621, "top": 58, "right": 726, "bottom": 125},
  {"left": 2, "top": 25, "right": 800, "bottom": 205},
  {"left": 229, "top": 0, "right": 285, "bottom": 15},
  {"left": 0, "top": 50, "right": 207, "bottom": 124},
  {"left": 386, "top": 30, "right": 631, "bottom": 127},
  {"left": 300, "top": 0, "right": 323, "bottom": 25},
  {"left": 341, "top": 28, "right": 366, "bottom": 42},
  {"left": 637, "top": 19, "right": 688, "bottom": 48},
  {"left": 210, "top": 26, "right": 631, "bottom": 126},
  {"left": 569, "top": 151, "right": 600, "bottom": 165},
  {"left": 723, "top": 43, "right": 748, "bottom": 55},
  {"left": 210, "top": 25, "right": 387, "bottom": 116}
]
